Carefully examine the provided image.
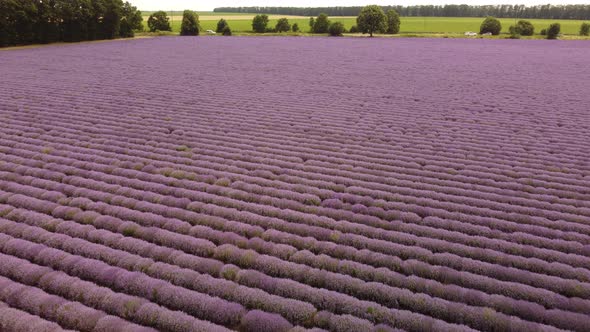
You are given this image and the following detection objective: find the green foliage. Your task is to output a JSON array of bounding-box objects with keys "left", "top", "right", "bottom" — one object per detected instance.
[
  {"left": 222, "top": 26, "right": 232, "bottom": 36},
  {"left": 349, "top": 25, "right": 359, "bottom": 33},
  {"left": 515, "top": 20, "right": 534, "bottom": 36},
  {"left": 216, "top": 19, "right": 228, "bottom": 33},
  {"left": 547, "top": 23, "right": 561, "bottom": 39},
  {"left": 148, "top": 10, "right": 171, "bottom": 32},
  {"left": 328, "top": 22, "right": 345, "bottom": 36},
  {"left": 357, "top": 5, "right": 387, "bottom": 37},
  {"left": 507, "top": 26, "right": 521, "bottom": 39},
  {"left": 580, "top": 23, "right": 590, "bottom": 36},
  {"left": 275, "top": 18, "right": 291, "bottom": 32},
  {"left": 309, "top": 17, "right": 315, "bottom": 30},
  {"left": 386, "top": 9, "right": 401, "bottom": 34},
  {"left": 312, "top": 13, "right": 330, "bottom": 33},
  {"left": 480, "top": 17, "right": 502, "bottom": 35},
  {"left": 0, "top": 0, "right": 144, "bottom": 47},
  {"left": 120, "top": 2, "right": 143, "bottom": 38},
  {"left": 540, "top": 28, "right": 547, "bottom": 36},
  {"left": 252, "top": 14, "right": 269, "bottom": 33},
  {"left": 180, "top": 10, "right": 200, "bottom": 36},
  {"left": 292, "top": 23, "right": 300, "bottom": 32}
]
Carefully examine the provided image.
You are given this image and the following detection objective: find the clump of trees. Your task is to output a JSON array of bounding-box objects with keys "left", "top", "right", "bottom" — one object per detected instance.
[
  {"left": 480, "top": 17, "right": 502, "bottom": 35},
  {"left": 180, "top": 10, "right": 200, "bottom": 36},
  {"left": 275, "top": 18, "right": 291, "bottom": 33},
  {"left": 252, "top": 14, "right": 269, "bottom": 33},
  {"left": 328, "top": 22, "right": 345, "bottom": 36},
  {"left": 216, "top": 5, "right": 590, "bottom": 20},
  {"left": 580, "top": 23, "right": 590, "bottom": 36},
  {"left": 148, "top": 11, "right": 171, "bottom": 32},
  {"left": 311, "top": 14, "right": 331, "bottom": 33},
  {"left": 546, "top": 23, "right": 561, "bottom": 39},
  {"left": 508, "top": 20, "right": 534, "bottom": 38},
  {"left": 0, "top": 0, "right": 143, "bottom": 47},
  {"left": 357, "top": 5, "right": 387, "bottom": 37}
]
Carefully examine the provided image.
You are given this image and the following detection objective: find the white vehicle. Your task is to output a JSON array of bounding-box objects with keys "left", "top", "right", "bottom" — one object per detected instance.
[
  {"left": 206, "top": 30, "right": 216, "bottom": 35},
  {"left": 464, "top": 31, "right": 478, "bottom": 36}
]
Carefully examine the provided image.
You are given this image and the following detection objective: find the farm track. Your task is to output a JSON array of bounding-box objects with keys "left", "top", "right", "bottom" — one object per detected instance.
[{"left": 0, "top": 36, "right": 589, "bottom": 332}]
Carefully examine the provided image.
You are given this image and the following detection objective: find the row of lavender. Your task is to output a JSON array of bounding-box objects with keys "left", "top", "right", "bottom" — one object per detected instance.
[{"left": 1, "top": 37, "right": 589, "bottom": 331}]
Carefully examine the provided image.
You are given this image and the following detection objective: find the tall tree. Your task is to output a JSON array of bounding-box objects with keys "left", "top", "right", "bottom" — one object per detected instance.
[
  {"left": 312, "top": 13, "right": 330, "bottom": 33},
  {"left": 252, "top": 14, "right": 269, "bottom": 33},
  {"left": 357, "top": 5, "right": 386, "bottom": 37},
  {"left": 147, "top": 10, "right": 171, "bottom": 32},
  {"left": 386, "top": 9, "right": 401, "bottom": 34},
  {"left": 180, "top": 10, "right": 199, "bottom": 36}
]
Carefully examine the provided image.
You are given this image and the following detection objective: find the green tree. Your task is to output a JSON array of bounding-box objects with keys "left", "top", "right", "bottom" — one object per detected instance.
[
  {"left": 328, "top": 22, "right": 345, "bottom": 36},
  {"left": 580, "top": 22, "right": 590, "bottom": 36},
  {"left": 180, "top": 10, "right": 199, "bottom": 36},
  {"left": 275, "top": 18, "right": 290, "bottom": 32},
  {"left": 216, "top": 18, "right": 228, "bottom": 33},
  {"left": 252, "top": 14, "right": 269, "bottom": 33},
  {"left": 386, "top": 9, "right": 401, "bottom": 34},
  {"left": 357, "top": 5, "right": 387, "bottom": 37},
  {"left": 349, "top": 25, "right": 359, "bottom": 33},
  {"left": 547, "top": 23, "right": 561, "bottom": 39},
  {"left": 147, "top": 10, "right": 171, "bottom": 32},
  {"left": 101, "top": 0, "right": 124, "bottom": 39},
  {"left": 308, "top": 17, "right": 315, "bottom": 31},
  {"left": 480, "top": 17, "right": 502, "bottom": 35},
  {"left": 120, "top": 1, "right": 143, "bottom": 37},
  {"left": 514, "top": 20, "right": 534, "bottom": 36},
  {"left": 312, "top": 13, "right": 330, "bottom": 33},
  {"left": 292, "top": 23, "right": 300, "bottom": 32},
  {"left": 222, "top": 25, "right": 232, "bottom": 36}
]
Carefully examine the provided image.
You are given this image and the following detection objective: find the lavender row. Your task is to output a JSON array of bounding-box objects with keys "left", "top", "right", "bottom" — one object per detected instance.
[
  {"left": 2, "top": 160, "right": 584, "bottom": 292},
  {"left": 0, "top": 216, "right": 478, "bottom": 332},
  {"left": 2, "top": 206, "right": 581, "bottom": 330},
  {"left": 0, "top": 301, "right": 73, "bottom": 332},
  {"left": 0, "top": 275, "right": 155, "bottom": 332},
  {"left": 3, "top": 181, "right": 589, "bottom": 307}
]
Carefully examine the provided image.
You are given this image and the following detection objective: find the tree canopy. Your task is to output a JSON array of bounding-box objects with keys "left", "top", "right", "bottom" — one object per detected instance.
[
  {"left": 357, "top": 5, "right": 387, "bottom": 37},
  {"left": 0, "top": 0, "right": 143, "bottom": 47}
]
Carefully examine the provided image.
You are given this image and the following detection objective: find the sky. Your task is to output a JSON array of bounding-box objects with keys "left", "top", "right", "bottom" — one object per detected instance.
[{"left": 130, "top": 1, "right": 588, "bottom": 11}]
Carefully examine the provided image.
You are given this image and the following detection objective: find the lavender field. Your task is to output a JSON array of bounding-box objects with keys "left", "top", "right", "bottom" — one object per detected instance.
[{"left": 0, "top": 36, "right": 589, "bottom": 332}]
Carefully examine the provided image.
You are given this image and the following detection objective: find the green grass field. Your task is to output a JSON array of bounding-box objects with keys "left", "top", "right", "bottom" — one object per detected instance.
[{"left": 142, "top": 14, "right": 589, "bottom": 36}]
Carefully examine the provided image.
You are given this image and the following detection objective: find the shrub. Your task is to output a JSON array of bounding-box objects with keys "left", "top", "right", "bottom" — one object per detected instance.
[
  {"left": 508, "top": 26, "right": 521, "bottom": 39},
  {"left": 216, "top": 19, "right": 228, "bottom": 33},
  {"left": 357, "top": 5, "right": 387, "bottom": 37},
  {"left": 547, "top": 23, "right": 561, "bottom": 39},
  {"left": 275, "top": 18, "right": 291, "bottom": 33},
  {"left": 516, "top": 20, "right": 534, "bottom": 36},
  {"left": 386, "top": 9, "right": 401, "bottom": 34},
  {"left": 580, "top": 22, "right": 590, "bottom": 36},
  {"left": 222, "top": 26, "right": 232, "bottom": 36},
  {"left": 252, "top": 15, "right": 269, "bottom": 33},
  {"left": 292, "top": 23, "right": 300, "bottom": 32},
  {"left": 147, "top": 11, "right": 171, "bottom": 32},
  {"left": 349, "top": 25, "right": 359, "bottom": 33},
  {"left": 312, "top": 13, "right": 330, "bottom": 33},
  {"left": 480, "top": 17, "right": 502, "bottom": 35},
  {"left": 328, "top": 22, "right": 345, "bottom": 36},
  {"left": 540, "top": 28, "right": 547, "bottom": 36}
]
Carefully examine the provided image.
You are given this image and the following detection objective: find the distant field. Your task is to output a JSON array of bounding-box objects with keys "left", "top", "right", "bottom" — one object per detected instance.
[{"left": 142, "top": 14, "right": 588, "bottom": 35}]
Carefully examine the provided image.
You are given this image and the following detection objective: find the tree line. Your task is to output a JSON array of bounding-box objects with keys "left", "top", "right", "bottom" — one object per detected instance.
[
  {"left": 0, "top": 0, "right": 143, "bottom": 47},
  {"left": 214, "top": 5, "right": 590, "bottom": 20}
]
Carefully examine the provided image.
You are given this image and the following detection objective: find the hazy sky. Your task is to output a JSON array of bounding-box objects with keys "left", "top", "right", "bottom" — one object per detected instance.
[{"left": 131, "top": 1, "right": 588, "bottom": 11}]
